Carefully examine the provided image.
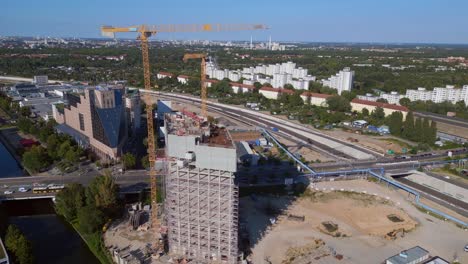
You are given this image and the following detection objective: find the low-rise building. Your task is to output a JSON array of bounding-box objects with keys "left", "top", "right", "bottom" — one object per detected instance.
[
  {"left": 177, "top": 75, "right": 190, "bottom": 84},
  {"left": 230, "top": 83, "right": 256, "bottom": 94},
  {"left": 351, "top": 98, "right": 409, "bottom": 119},
  {"left": 385, "top": 246, "right": 429, "bottom": 264},
  {"left": 33, "top": 75, "right": 48, "bottom": 85},
  {"left": 156, "top": 72, "right": 175, "bottom": 79},
  {"left": 300, "top": 92, "right": 332, "bottom": 106},
  {"left": 204, "top": 79, "right": 219, "bottom": 88},
  {"left": 259, "top": 87, "right": 294, "bottom": 100}
]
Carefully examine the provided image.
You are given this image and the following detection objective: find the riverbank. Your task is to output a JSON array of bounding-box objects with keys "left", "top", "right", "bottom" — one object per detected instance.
[
  {"left": 0, "top": 199, "right": 100, "bottom": 264},
  {"left": 0, "top": 128, "right": 28, "bottom": 177},
  {"left": 69, "top": 220, "right": 113, "bottom": 264}
]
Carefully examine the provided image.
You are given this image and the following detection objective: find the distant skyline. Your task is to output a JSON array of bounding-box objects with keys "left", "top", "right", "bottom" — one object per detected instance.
[{"left": 2, "top": 0, "right": 468, "bottom": 44}]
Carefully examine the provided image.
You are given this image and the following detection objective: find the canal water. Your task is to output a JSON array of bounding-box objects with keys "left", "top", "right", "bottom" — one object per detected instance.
[
  {"left": 0, "top": 141, "right": 23, "bottom": 177},
  {"left": 1, "top": 199, "right": 100, "bottom": 264}
]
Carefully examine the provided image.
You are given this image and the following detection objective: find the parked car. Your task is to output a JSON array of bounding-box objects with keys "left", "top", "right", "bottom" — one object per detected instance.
[
  {"left": 464, "top": 244, "right": 468, "bottom": 252},
  {"left": 3, "top": 190, "right": 14, "bottom": 195},
  {"left": 18, "top": 187, "right": 29, "bottom": 193}
]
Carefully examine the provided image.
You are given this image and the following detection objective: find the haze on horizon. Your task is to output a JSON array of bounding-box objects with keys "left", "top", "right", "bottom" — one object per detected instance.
[{"left": 1, "top": 0, "right": 468, "bottom": 44}]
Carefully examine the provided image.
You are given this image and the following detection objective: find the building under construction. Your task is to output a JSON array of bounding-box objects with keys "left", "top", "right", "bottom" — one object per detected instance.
[{"left": 163, "top": 111, "right": 238, "bottom": 263}]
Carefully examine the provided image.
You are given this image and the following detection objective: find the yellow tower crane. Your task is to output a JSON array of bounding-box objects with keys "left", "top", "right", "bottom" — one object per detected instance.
[
  {"left": 101, "top": 23, "right": 267, "bottom": 229},
  {"left": 183, "top": 53, "right": 207, "bottom": 117}
]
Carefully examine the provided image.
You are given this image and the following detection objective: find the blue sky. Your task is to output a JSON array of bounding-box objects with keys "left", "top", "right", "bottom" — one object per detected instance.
[{"left": 1, "top": 0, "right": 467, "bottom": 43}]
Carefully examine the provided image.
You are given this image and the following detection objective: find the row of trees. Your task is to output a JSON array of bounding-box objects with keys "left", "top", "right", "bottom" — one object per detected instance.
[
  {"left": 387, "top": 111, "right": 437, "bottom": 144},
  {"left": 5, "top": 225, "right": 33, "bottom": 264}
]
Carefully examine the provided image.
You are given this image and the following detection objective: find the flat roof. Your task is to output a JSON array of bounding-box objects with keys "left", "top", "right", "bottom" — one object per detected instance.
[
  {"left": 386, "top": 246, "right": 429, "bottom": 264},
  {"left": 165, "top": 112, "right": 234, "bottom": 148}
]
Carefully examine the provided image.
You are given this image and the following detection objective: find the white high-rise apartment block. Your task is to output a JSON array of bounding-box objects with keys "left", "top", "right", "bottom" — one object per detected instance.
[
  {"left": 321, "top": 67, "right": 354, "bottom": 95},
  {"left": 205, "top": 61, "right": 314, "bottom": 90},
  {"left": 375, "top": 85, "right": 468, "bottom": 106},
  {"left": 406, "top": 87, "right": 432, "bottom": 101},
  {"left": 462, "top": 85, "right": 468, "bottom": 105},
  {"left": 33, "top": 75, "right": 48, "bottom": 85},
  {"left": 381, "top": 91, "right": 404, "bottom": 105}
]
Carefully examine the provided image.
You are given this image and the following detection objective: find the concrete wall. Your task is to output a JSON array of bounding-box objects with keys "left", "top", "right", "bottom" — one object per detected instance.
[
  {"left": 167, "top": 134, "right": 197, "bottom": 159},
  {"left": 195, "top": 145, "right": 237, "bottom": 172},
  {"left": 351, "top": 102, "right": 408, "bottom": 120},
  {"left": 259, "top": 90, "right": 278, "bottom": 100},
  {"left": 300, "top": 95, "right": 327, "bottom": 106},
  {"left": 407, "top": 172, "right": 468, "bottom": 203}
]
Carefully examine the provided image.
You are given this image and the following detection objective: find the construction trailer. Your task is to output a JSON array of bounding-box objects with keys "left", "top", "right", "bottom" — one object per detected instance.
[{"left": 164, "top": 111, "right": 239, "bottom": 263}]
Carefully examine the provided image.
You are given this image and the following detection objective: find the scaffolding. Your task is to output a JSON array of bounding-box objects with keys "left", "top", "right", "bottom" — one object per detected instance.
[
  {"left": 165, "top": 162, "right": 238, "bottom": 262},
  {"left": 163, "top": 112, "right": 239, "bottom": 263}
]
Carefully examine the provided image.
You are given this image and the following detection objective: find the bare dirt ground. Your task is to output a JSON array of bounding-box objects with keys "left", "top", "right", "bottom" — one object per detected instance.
[
  {"left": 321, "top": 129, "right": 416, "bottom": 155},
  {"left": 437, "top": 122, "right": 468, "bottom": 139},
  {"left": 275, "top": 134, "right": 335, "bottom": 163},
  {"left": 244, "top": 179, "right": 468, "bottom": 264}
]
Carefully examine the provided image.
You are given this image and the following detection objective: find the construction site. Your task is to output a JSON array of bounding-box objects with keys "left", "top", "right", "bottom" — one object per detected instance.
[{"left": 97, "top": 23, "right": 468, "bottom": 264}]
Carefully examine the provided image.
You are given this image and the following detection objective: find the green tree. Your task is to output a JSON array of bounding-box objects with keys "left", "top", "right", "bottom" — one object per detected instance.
[
  {"left": 77, "top": 205, "right": 105, "bottom": 234},
  {"left": 422, "top": 118, "right": 430, "bottom": 143},
  {"left": 362, "top": 108, "right": 370, "bottom": 117},
  {"left": 141, "top": 155, "right": 150, "bottom": 169},
  {"left": 5, "top": 225, "right": 33, "bottom": 264},
  {"left": 399, "top": 98, "right": 411, "bottom": 107},
  {"left": 371, "top": 107, "right": 385, "bottom": 120},
  {"left": 46, "top": 134, "right": 60, "bottom": 160},
  {"left": 387, "top": 111, "right": 403, "bottom": 136},
  {"left": 5, "top": 225, "right": 22, "bottom": 253},
  {"left": 22, "top": 145, "right": 50, "bottom": 173},
  {"left": 414, "top": 118, "right": 423, "bottom": 140},
  {"left": 430, "top": 120, "right": 437, "bottom": 143},
  {"left": 19, "top": 106, "right": 31, "bottom": 117},
  {"left": 121, "top": 153, "right": 136, "bottom": 170},
  {"left": 65, "top": 148, "right": 80, "bottom": 163},
  {"left": 402, "top": 111, "right": 415, "bottom": 140},
  {"left": 86, "top": 171, "right": 119, "bottom": 216},
  {"left": 55, "top": 183, "right": 86, "bottom": 221},
  {"left": 17, "top": 118, "right": 33, "bottom": 133},
  {"left": 340, "top": 90, "right": 357, "bottom": 101},
  {"left": 253, "top": 82, "right": 262, "bottom": 90},
  {"left": 58, "top": 140, "right": 72, "bottom": 158},
  {"left": 326, "top": 95, "right": 351, "bottom": 112},
  {"left": 15, "top": 236, "right": 34, "bottom": 264}
]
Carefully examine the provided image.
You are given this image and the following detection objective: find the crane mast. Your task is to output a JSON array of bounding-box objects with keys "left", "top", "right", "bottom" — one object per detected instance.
[{"left": 183, "top": 53, "right": 207, "bottom": 117}]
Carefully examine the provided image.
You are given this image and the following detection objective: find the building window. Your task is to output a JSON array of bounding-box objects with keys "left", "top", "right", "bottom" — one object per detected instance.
[{"left": 79, "top": 113, "right": 85, "bottom": 131}]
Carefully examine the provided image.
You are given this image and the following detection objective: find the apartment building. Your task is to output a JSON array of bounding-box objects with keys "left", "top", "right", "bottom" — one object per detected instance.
[
  {"left": 300, "top": 92, "right": 332, "bottom": 106},
  {"left": 321, "top": 67, "right": 354, "bottom": 95},
  {"left": 259, "top": 87, "right": 294, "bottom": 100},
  {"left": 351, "top": 99, "right": 409, "bottom": 119},
  {"left": 206, "top": 61, "right": 315, "bottom": 90}
]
